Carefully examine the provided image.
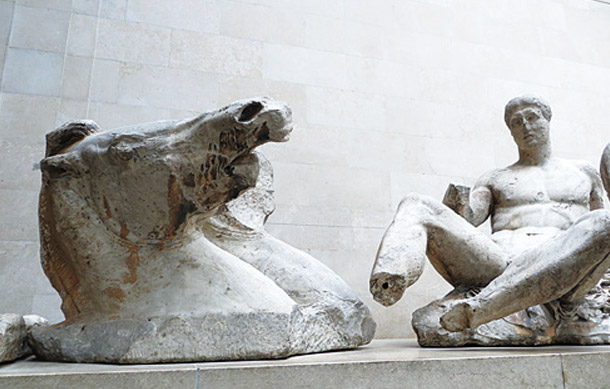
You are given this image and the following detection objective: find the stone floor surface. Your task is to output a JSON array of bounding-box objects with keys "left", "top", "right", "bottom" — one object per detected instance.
[{"left": 0, "top": 339, "right": 609, "bottom": 388}]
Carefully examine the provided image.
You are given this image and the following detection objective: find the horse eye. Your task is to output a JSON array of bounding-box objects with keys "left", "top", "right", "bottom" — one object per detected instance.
[{"left": 109, "top": 142, "right": 135, "bottom": 162}]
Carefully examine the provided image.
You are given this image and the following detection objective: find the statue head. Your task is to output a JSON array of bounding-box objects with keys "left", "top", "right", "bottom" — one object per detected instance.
[
  {"left": 504, "top": 95, "right": 552, "bottom": 127},
  {"left": 504, "top": 95, "right": 552, "bottom": 152}
]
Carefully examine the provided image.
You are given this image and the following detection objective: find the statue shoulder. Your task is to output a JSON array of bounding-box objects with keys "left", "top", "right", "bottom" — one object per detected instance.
[
  {"left": 563, "top": 158, "right": 605, "bottom": 209},
  {"left": 569, "top": 158, "right": 602, "bottom": 183},
  {"left": 473, "top": 168, "right": 504, "bottom": 191}
]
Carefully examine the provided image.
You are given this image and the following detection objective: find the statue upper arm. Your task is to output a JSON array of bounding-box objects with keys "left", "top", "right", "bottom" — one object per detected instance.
[
  {"left": 468, "top": 175, "right": 494, "bottom": 226},
  {"left": 578, "top": 161, "right": 605, "bottom": 210}
]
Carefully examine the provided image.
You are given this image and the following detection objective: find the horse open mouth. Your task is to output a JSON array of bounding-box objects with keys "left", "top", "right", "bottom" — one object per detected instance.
[
  {"left": 271, "top": 124, "right": 293, "bottom": 142},
  {"left": 229, "top": 121, "right": 293, "bottom": 168},
  {"left": 253, "top": 121, "right": 293, "bottom": 143}
]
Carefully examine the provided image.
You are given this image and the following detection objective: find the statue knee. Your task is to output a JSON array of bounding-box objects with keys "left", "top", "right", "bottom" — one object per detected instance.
[
  {"left": 396, "top": 193, "right": 424, "bottom": 215},
  {"left": 398, "top": 193, "right": 440, "bottom": 212},
  {"left": 589, "top": 209, "right": 610, "bottom": 229},
  {"left": 394, "top": 193, "right": 449, "bottom": 227},
  {"left": 399, "top": 192, "right": 424, "bottom": 206},
  {"left": 594, "top": 210, "right": 610, "bottom": 239},
  {"left": 576, "top": 210, "right": 610, "bottom": 243}
]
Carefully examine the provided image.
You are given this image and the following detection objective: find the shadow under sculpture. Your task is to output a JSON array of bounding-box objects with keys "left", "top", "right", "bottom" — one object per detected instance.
[
  {"left": 30, "top": 97, "right": 375, "bottom": 363},
  {"left": 370, "top": 95, "right": 610, "bottom": 346}
]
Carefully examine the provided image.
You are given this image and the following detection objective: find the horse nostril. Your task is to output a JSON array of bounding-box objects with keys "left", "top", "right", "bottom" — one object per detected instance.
[{"left": 238, "top": 101, "right": 264, "bottom": 122}]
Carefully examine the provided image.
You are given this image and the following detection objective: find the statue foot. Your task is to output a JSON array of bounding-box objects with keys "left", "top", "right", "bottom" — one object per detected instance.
[{"left": 440, "top": 302, "right": 474, "bottom": 332}]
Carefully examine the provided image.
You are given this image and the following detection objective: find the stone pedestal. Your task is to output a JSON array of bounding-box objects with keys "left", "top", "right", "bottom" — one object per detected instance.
[{"left": 2, "top": 339, "right": 609, "bottom": 388}]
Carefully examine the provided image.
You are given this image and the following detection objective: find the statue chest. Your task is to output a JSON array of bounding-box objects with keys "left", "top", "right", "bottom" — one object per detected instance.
[{"left": 492, "top": 167, "right": 591, "bottom": 207}]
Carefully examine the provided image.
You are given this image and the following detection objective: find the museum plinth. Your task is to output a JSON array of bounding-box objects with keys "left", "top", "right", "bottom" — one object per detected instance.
[{"left": 1, "top": 339, "right": 609, "bottom": 388}]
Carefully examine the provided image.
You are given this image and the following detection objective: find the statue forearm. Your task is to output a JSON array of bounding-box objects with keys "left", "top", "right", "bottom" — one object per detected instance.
[
  {"left": 442, "top": 184, "right": 472, "bottom": 220},
  {"left": 442, "top": 183, "right": 491, "bottom": 226}
]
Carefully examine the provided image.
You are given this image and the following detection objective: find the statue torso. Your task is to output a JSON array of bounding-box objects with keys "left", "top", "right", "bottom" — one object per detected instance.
[{"left": 488, "top": 159, "right": 593, "bottom": 255}]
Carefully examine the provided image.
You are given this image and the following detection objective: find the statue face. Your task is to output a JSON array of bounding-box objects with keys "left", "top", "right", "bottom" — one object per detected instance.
[{"left": 507, "top": 105, "right": 550, "bottom": 151}]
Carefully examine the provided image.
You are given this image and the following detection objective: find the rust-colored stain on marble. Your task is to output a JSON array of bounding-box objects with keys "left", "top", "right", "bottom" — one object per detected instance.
[
  {"left": 103, "top": 286, "right": 126, "bottom": 302},
  {"left": 119, "top": 221, "right": 129, "bottom": 240},
  {"left": 123, "top": 245, "right": 139, "bottom": 284}
]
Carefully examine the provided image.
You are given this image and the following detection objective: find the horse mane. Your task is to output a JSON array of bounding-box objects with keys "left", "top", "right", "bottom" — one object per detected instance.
[{"left": 39, "top": 121, "right": 100, "bottom": 319}]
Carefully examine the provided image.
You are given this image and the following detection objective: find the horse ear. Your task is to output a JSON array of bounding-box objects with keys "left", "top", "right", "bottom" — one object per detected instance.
[
  {"left": 45, "top": 120, "right": 100, "bottom": 157},
  {"left": 42, "top": 120, "right": 99, "bottom": 179},
  {"left": 40, "top": 154, "right": 85, "bottom": 179}
]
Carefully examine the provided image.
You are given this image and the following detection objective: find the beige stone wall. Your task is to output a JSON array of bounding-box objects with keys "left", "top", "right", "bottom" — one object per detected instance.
[{"left": 1, "top": 0, "right": 610, "bottom": 338}]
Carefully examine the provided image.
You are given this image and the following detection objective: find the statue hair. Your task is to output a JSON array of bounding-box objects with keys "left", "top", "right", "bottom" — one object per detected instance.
[{"left": 504, "top": 95, "right": 552, "bottom": 127}]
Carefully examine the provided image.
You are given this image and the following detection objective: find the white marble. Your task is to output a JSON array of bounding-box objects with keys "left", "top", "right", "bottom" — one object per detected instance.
[
  {"left": 371, "top": 96, "right": 610, "bottom": 346},
  {"left": 5, "top": 339, "right": 610, "bottom": 388},
  {"left": 0, "top": 314, "right": 25, "bottom": 363},
  {"left": 2, "top": 0, "right": 610, "bottom": 339},
  {"left": 30, "top": 98, "right": 374, "bottom": 363},
  {"left": 0, "top": 314, "right": 48, "bottom": 363}
]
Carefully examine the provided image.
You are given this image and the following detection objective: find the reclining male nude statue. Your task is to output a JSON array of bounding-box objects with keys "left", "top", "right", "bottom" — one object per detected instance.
[
  {"left": 30, "top": 97, "right": 375, "bottom": 363},
  {"left": 370, "top": 95, "right": 610, "bottom": 346}
]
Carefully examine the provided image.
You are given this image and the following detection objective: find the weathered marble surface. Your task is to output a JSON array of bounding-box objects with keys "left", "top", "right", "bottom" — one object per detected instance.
[
  {"left": 0, "top": 314, "right": 25, "bottom": 363},
  {"left": 370, "top": 96, "right": 610, "bottom": 346},
  {"left": 0, "top": 314, "right": 48, "bottom": 363},
  {"left": 30, "top": 98, "right": 374, "bottom": 363},
  {"left": 7, "top": 339, "right": 610, "bottom": 389},
  {"left": 203, "top": 155, "right": 375, "bottom": 353}
]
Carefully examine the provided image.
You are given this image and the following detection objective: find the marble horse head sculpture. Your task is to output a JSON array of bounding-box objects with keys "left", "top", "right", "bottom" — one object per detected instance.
[{"left": 29, "top": 98, "right": 375, "bottom": 363}]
